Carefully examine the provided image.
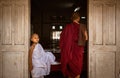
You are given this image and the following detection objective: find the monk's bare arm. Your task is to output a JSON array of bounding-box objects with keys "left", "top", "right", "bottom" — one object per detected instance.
[{"left": 85, "top": 30, "right": 88, "bottom": 40}]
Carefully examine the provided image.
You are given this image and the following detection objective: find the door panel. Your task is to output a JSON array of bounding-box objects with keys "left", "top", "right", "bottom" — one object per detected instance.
[
  {"left": 3, "top": 52, "right": 24, "bottom": 78},
  {"left": 89, "top": 0, "right": 120, "bottom": 78},
  {"left": 0, "top": 0, "right": 30, "bottom": 78}
]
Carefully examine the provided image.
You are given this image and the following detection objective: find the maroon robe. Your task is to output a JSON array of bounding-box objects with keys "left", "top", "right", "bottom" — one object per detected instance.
[{"left": 60, "top": 22, "right": 84, "bottom": 78}]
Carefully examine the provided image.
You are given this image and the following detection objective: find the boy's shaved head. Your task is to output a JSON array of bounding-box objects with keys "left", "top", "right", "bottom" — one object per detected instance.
[
  {"left": 31, "top": 33, "right": 39, "bottom": 39},
  {"left": 31, "top": 33, "right": 39, "bottom": 43}
]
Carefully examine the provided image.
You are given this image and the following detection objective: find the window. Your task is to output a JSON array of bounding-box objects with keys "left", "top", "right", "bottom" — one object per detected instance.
[{"left": 52, "top": 31, "right": 61, "bottom": 40}]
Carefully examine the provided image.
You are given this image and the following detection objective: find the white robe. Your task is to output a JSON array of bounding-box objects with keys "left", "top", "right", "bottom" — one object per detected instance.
[{"left": 31, "top": 43, "right": 55, "bottom": 77}]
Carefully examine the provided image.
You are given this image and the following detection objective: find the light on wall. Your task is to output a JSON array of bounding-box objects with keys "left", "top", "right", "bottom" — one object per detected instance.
[
  {"left": 81, "top": 16, "right": 86, "bottom": 19},
  {"left": 74, "top": 7, "right": 80, "bottom": 12},
  {"left": 52, "top": 26, "right": 55, "bottom": 29},
  {"left": 59, "top": 26, "right": 63, "bottom": 29}
]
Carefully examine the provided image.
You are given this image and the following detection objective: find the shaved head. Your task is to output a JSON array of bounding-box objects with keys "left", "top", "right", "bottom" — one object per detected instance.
[
  {"left": 31, "top": 33, "right": 39, "bottom": 43},
  {"left": 31, "top": 33, "right": 39, "bottom": 39}
]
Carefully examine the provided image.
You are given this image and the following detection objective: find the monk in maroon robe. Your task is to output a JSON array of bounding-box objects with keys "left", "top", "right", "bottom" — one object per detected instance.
[{"left": 59, "top": 12, "right": 88, "bottom": 78}]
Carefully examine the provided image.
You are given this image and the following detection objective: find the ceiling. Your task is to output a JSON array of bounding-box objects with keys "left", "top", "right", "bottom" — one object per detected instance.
[{"left": 31, "top": 0, "right": 87, "bottom": 11}]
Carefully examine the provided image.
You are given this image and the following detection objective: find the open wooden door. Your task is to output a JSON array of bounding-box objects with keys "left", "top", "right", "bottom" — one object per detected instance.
[
  {"left": 88, "top": 0, "right": 120, "bottom": 78},
  {"left": 0, "top": 0, "right": 30, "bottom": 78}
]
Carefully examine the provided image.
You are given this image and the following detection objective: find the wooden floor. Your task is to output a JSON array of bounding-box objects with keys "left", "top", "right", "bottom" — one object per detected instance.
[{"left": 45, "top": 53, "right": 88, "bottom": 78}]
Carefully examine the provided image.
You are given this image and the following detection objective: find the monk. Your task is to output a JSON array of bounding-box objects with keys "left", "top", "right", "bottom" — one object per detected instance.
[
  {"left": 29, "top": 33, "right": 56, "bottom": 78},
  {"left": 59, "top": 12, "right": 88, "bottom": 78}
]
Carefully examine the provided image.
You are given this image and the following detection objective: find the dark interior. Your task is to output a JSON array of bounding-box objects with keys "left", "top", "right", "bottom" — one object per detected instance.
[{"left": 31, "top": 0, "right": 87, "bottom": 78}]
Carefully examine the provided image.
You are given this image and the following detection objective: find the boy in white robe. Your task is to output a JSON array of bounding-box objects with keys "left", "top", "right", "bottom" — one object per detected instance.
[{"left": 29, "top": 33, "right": 55, "bottom": 78}]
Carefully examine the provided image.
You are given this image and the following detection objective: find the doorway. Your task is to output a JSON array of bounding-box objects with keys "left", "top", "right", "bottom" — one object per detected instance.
[
  {"left": 0, "top": 0, "right": 119, "bottom": 78},
  {"left": 31, "top": 0, "right": 88, "bottom": 78}
]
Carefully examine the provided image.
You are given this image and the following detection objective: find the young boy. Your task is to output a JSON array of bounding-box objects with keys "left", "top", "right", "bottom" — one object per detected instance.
[{"left": 29, "top": 33, "right": 55, "bottom": 78}]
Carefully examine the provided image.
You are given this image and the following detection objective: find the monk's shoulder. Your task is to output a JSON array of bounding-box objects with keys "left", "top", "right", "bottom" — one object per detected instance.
[
  {"left": 80, "top": 23, "right": 87, "bottom": 30},
  {"left": 65, "top": 23, "right": 73, "bottom": 29}
]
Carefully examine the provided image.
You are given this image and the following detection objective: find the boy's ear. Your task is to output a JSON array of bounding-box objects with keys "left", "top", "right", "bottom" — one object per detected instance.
[{"left": 31, "top": 38, "right": 33, "bottom": 42}]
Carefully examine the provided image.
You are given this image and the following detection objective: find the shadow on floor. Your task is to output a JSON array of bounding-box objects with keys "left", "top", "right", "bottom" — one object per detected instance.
[{"left": 45, "top": 71, "right": 87, "bottom": 78}]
